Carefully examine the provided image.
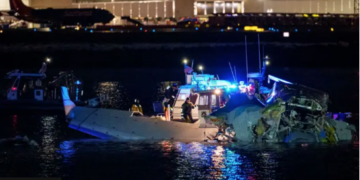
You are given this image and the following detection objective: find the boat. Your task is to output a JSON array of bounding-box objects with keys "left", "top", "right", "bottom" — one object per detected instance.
[
  {"left": 0, "top": 63, "right": 85, "bottom": 112},
  {"left": 61, "top": 70, "right": 245, "bottom": 140},
  {"left": 61, "top": 58, "right": 356, "bottom": 142}
]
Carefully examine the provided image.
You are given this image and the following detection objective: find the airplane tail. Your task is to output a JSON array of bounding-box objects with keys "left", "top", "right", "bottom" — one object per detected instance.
[
  {"left": 61, "top": 86, "right": 76, "bottom": 116},
  {"left": 10, "top": 0, "right": 32, "bottom": 16}
]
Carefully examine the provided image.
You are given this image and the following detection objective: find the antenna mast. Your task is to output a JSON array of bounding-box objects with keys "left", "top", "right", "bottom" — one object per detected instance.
[
  {"left": 257, "top": 34, "right": 261, "bottom": 74},
  {"left": 245, "top": 36, "right": 249, "bottom": 84},
  {"left": 228, "top": 62, "right": 236, "bottom": 83}
]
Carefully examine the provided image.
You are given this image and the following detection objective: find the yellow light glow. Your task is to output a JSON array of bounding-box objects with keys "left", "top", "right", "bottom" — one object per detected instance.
[
  {"left": 214, "top": 89, "right": 221, "bottom": 95},
  {"left": 312, "top": 14, "right": 319, "bottom": 17},
  {"left": 206, "top": 24, "right": 210, "bottom": 28},
  {"left": 46, "top": 58, "right": 51, "bottom": 63},
  {"left": 266, "top": 61, "right": 270, "bottom": 65},
  {"left": 330, "top": 28, "right": 334, "bottom": 32},
  {"left": 183, "top": 59, "right": 188, "bottom": 64},
  {"left": 244, "top": 26, "right": 258, "bottom": 31},
  {"left": 256, "top": 28, "right": 264, "bottom": 32},
  {"left": 199, "top": 66, "right": 203, "bottom": 70},
  {"left": 303, "top": 14, "right": 308, "bottom": 17}
]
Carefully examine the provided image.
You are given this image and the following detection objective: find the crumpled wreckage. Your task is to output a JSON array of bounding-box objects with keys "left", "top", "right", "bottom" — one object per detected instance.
[{"left": 205, "top": 76, "right": 357, "bottom": 143}]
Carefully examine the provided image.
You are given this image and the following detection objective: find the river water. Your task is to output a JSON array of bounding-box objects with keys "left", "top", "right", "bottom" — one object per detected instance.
[
  {"left": 0, "top": 114, "right": 358, "bottom": 180},
  {"left": 0, "top": 36, "right": 358, "bottom": 179}
]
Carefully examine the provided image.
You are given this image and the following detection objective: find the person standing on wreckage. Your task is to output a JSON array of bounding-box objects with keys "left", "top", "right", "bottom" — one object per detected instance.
[{"left": 182, "top": 97, "right": 196, "bottom": 123}]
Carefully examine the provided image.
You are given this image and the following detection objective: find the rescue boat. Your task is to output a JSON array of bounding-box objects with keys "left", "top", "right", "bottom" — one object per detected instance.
[
  {"left": 0, "top": 63, "right": 85, "bottom": 112},
  {"left": 61, "top": 72, "right": 239, "bottom": 141}
]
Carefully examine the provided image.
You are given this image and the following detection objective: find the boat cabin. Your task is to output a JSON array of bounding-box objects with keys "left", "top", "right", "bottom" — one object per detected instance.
[
  {"left": 171, "top": 73, "right": 236, "bottom": 124},
  {"left": 5, "top": 70, "right": 46, "bottom": 101}
]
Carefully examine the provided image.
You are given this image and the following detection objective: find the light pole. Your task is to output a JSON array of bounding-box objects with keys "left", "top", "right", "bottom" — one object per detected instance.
[
  {"left": 199, "top": 65, "right": 203, "bottom": 74},
  {"left": 265, "top": 55, "right": 270, "bottom": 66},
  {"left": 183, "top": 59, "right": 188, "bottom": 84}
]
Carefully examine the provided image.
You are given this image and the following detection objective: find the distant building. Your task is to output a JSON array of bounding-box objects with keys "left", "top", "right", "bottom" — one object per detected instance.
[
  {"left": 28, "top": 0, "right": 73, "bottom": 9},
  {"left": 75, "top": 0, "right": 354, "bottom": 17},
  {"left": 2, "top": 0, "right": 356, "bottom": 25}
]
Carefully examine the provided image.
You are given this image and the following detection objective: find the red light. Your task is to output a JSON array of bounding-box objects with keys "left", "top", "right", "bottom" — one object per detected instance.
[
  {"left": 11, "top": 87, "right": 17, "bottom": 91},
  {"left": 144, "top": 30, "right": 147, "bottom": 32}
]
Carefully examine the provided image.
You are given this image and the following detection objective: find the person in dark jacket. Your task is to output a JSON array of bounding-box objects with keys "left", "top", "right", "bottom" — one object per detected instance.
[
  {"left": 182, "top": 97, "right": 195, "bottom": 123},
  {"left": 165, "top": 83, "right": 178, "bottom": 108}
]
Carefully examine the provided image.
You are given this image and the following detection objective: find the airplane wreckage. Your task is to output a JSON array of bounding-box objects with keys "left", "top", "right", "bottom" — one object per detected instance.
[
  {"left": 206, "top": 75, "right": 357, "bottom": 143},
  {"left": 61, "top": 60, "right": 357, "bottom": 143}
]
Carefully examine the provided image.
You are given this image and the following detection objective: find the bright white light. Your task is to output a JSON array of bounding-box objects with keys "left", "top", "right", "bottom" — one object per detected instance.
[
  {"left": 233, "top": 3, "right": 238, "bottom": 6},
  {"left": 197, "top": 3, "right": 202, "bottom": 7},
  {"left": 283, "top": 32, "right": 290, "bottom": 37},
  {"left": 214, "top": 89, "right": 221, "bottom": 94},
  {"left": 181, "top": 95, "right": 186, "bottom": 100},
  {"left": 46, "top": 58, "right": 51, "bottom": 62},
  {"left": 226, "top": 3, "right": 231, "bottom": 7},
  {"left": 199, "top": 66, "right": 203, "bottom": 70},
  {"left": 183, "top": 59, "right": 188, "bottom": 64},
  {"left": 266, "top": 61, "right": 270, "bottom": 65}
]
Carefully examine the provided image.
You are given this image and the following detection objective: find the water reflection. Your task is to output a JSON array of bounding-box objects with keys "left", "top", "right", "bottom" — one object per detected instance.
[
  {"left": 58, "top": 141, "right": 76, "bottom": 163},
  {"left": 162, "top": 142, "right": 255, "bottom": 179},
  {"left": 12, "top": 115, "right": 18, "bottom": 137},
  {"left": 94, "top": 81, "right": 129, "bottom": 110},
  {"left": 38, "top": 116, "right": 61, "bottom": 177},
  {"left": 0, "top": 135, "right": 358, "bottom": 179}
]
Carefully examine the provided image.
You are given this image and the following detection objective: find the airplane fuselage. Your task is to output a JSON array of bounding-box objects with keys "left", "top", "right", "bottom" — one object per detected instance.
[{"left": 16, "top": 8, "right": 114, "bottom": 26}]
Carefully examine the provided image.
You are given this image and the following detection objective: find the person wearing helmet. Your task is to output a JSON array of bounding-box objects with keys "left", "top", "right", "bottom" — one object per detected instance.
[
  {"left": 163, "top": 83, "right": 179, "bottom": 119},
  {"left": 181, "top": 97, "right": 195, "bottom": 123},
  {"left": 131, "top": 99, "right": 143, "bottom": 115},
  {"left": 165, "top": 83, "right": 178, "bottom": 108}
]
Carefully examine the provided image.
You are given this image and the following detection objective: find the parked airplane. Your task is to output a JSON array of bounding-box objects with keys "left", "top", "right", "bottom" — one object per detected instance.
[{"left": 9, "top": 0, "right": 115, "bottom": 28}]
